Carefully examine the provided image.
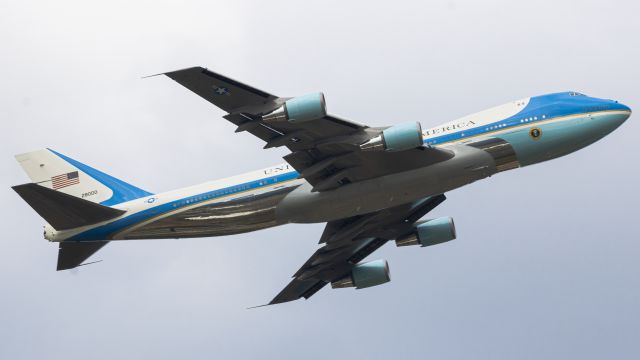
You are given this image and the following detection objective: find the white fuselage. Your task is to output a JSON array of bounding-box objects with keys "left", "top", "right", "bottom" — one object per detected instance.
[{"left": 46, "top": 92, "right": 631, "bottom": 242}]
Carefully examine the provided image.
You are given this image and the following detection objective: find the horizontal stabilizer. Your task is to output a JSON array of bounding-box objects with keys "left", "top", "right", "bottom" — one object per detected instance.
[
  {"left": 12, "top": 183, "right": 125, "bottom": 230},
  {"left": 57, "top": 241, "right": 108, "bottom": 271}
]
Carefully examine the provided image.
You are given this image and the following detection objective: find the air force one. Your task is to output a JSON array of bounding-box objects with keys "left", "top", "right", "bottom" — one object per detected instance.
[{"left": 12, "top": 67, "right": 631, "bottom": 305}]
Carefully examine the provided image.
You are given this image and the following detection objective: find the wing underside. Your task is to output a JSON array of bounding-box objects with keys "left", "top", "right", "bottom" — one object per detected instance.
[
  {"left": 269, "top": 194, "right": 447, "bottom": 305},
  {"left": 162, "top": 67, "right": 454, "bottom": 192}
]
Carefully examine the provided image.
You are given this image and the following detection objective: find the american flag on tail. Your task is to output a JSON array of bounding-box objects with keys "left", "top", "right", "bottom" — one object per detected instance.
[{"left": 51, "top": 171, "right": 79, "bottom": 190}]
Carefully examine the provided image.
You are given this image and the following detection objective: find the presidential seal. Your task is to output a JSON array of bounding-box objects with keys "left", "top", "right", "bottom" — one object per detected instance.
[{"left": 529, "top": 127, "right": 542, "bottom": 140}]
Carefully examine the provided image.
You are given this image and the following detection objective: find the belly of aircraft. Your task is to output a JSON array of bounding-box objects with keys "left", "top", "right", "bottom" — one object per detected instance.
[{"left": 120, "top": 187, "right": 294, "bottom": 240}]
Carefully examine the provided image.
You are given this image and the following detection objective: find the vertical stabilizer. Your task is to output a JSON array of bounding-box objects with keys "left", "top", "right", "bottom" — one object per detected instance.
[{"left": 15, "top": 149, "right": 152, "bottom": 205}]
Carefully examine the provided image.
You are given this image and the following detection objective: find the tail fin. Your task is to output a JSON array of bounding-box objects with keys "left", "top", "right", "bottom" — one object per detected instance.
[{"left": 15, "top": 148, "right": 152, "bottom": 205}]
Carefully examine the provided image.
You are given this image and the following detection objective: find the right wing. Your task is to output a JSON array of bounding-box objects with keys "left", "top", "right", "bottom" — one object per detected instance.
[{"left": 268, "top": 194, "right": 447, "bottom": 305}]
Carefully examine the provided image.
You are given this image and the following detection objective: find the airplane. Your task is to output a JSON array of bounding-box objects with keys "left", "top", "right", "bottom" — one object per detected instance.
[{"left": 12, "top": 67, "right": 631, "bottom": 305}]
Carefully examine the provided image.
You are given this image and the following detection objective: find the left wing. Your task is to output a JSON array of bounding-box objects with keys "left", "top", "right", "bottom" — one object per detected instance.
[
  {"left": 162, "top": 66, "right": 279, "bottom": 113},
  {"left": 268, "top": 194, "right": 447, "bottom": 305},
  {"left": 162, "top": 67, "right": 454, "bottom": 192}
]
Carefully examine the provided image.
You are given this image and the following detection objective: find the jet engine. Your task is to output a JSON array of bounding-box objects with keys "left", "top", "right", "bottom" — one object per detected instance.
[
  {"left": 395, "top": 217, "right": 456, "bottom": 247},
  {"left": 360, "top": 121, "right": 424, "bottom": 152},
  {"left": 331, "top": 259, "right": 390, "bottom": 289},
  {"left": 262, "top": 92, "right": 327, "bottom": 124}
]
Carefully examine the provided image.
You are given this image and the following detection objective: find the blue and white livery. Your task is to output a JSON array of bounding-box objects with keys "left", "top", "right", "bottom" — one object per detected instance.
[{"left": 12, "top": 67, "right": 631, "bottom": 305}]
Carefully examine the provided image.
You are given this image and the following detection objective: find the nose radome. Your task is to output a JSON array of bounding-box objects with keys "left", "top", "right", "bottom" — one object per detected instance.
[
  {"left": 597, "top": 98, "right": 631, "bottom": 122},
  {"left": 614, "top": 101, "right": 632, "bottom": 113},
  {"left": 616, "top": 102, "right": 632, "bottom": 122},
  {"left": 601, "top": 102, "right": 631, "bottom": 129}
]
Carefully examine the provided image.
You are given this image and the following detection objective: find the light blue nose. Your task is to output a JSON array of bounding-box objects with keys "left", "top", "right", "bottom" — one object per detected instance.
[
  {"left": 619, "top": 103, "right": 632, "bottom": 113},
  {"left": 603, "top": 102, "right": 631, "bottom": 129},
  {"left": 501, "top": 102, "right": 631, "bottom": 167}
]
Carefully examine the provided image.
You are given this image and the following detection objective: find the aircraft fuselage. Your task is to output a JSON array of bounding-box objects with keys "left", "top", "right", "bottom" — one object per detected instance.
[{"left": 44, "top": 92, "right": 630, "bottom": 242}]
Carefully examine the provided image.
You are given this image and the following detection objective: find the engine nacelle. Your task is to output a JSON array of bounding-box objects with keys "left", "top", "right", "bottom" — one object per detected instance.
[
  {"left": 360, "top": 121, "right": 424, "bottom": 152},
  {"left": 262, "top": 92, "right": 327, "bottom": 124},
  {"left": 331, "top": 259, "right": 390, "bottom": 289},
  {"left": 395, "top": 217, "right": 456, "bottom": 247}
]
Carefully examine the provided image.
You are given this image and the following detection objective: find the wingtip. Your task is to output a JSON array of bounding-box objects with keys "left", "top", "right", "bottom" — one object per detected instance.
[
  {"left": 246, "top": 303, "right": 272, "bottom": 310},
  {"left": 141, "top": 72, "right": 165, "bottom": 79}
]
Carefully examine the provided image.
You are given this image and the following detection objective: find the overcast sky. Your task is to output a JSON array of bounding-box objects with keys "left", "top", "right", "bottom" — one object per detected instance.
[{"left": 2, "top": 1, "right": 639, "bottom": 359}]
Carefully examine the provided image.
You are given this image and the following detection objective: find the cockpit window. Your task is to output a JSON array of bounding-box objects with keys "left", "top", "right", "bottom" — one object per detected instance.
[{"left": 569, "top": 92, "right": 586, "bottom": 96}]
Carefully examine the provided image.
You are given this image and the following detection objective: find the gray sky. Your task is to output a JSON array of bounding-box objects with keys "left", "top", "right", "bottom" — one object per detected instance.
[{"left": 2, "top": 1, "right": 639, "bottom": 359}]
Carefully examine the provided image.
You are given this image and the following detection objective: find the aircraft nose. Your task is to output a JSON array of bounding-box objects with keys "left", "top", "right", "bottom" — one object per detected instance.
[
  {"left": 613, "top": 102, "right": 632, "bottom": 123},
  {"left": 590, "top": 100, "right": 631, "bottom": 134},
  {"left": 621, "top": 103, "right": 631, "bottom": 112},
  {"left": 594, "top": 99, "right": 631, "bottom": 124}
]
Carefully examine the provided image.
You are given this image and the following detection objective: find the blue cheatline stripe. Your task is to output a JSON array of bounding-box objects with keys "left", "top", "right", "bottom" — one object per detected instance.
[
  {"left": 422, "top": 92, "right": 628, "bottom": 146},
  {"left": 64, "top": 92, "right": 629, "bottom": 240},
  {"left": 67, "top": 170, "right": 300, "bottom": 241},
  {"left": 48, "top": 148, "right": 154, "bottom": 206}
]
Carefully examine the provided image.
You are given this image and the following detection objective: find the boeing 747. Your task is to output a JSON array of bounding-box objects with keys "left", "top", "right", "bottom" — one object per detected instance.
[{"left": 12, "top": 67, "right": 632, "bottom": 304}]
